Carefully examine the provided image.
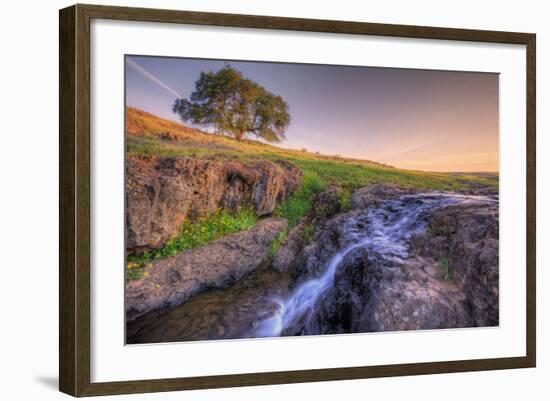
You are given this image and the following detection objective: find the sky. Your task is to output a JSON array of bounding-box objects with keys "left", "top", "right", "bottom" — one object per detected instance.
[{"left": 126, "top": 55, "right": 499, "bottom": 173}]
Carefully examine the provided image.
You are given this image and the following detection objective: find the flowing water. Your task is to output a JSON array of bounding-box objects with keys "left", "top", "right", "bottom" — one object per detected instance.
[
  {"left": 255, "top": 192, "right": 498, "bottom": 337},
  {"left": 127, "top": 191, "right": 497, "bottom": 343}
]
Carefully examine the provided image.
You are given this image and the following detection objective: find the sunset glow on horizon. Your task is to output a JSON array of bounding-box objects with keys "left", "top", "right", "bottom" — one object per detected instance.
[{"left": 126, "top": 56, "right": 499, "bottom": 173}]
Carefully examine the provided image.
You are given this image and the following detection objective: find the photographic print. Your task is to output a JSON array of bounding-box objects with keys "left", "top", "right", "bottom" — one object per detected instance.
[{"left": 124, "top": 56, "right": 499, "bottom": 344}]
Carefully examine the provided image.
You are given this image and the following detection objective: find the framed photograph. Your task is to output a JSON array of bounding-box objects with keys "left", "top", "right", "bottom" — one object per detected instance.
[{"left": 59, "top": 4, "right": 536, "bottom": 397}]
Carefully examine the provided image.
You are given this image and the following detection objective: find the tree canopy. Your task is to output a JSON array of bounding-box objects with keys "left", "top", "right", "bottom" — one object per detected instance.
[{"left": 173, "top": 65, "right": 290, "bottom": 142}]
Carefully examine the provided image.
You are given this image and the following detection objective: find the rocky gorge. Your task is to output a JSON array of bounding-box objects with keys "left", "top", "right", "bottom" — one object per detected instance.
[{"left": 126, "top": 158, "right": 499, "bottom": 343}]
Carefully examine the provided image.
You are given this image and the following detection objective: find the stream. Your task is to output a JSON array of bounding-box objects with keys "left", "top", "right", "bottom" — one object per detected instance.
[
  {"left": 254, "top": 192, "right": 498, "bottom": 337},
  {"left": 127, "top": 192, "right": 497, "bottom": 343}
]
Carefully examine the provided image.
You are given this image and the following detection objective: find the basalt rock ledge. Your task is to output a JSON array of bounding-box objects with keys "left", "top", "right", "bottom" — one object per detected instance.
[
  {"left": 126, "top": 155, "right": 302, "bottom": 252},
  {"left": 126, "top": 217, "right": 288, "bottom": 321}
]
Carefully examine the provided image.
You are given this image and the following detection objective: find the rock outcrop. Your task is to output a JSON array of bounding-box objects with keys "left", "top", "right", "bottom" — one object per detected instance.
[
  {"left": 410, "top": 202, "right": 499, "bottom": 325},
  {"left": 126, "top": 155, "right": 301, "bottom": 251},
  {"left": 302, "top": 250, "right": 475, "bottom": 334},
  {"left": 280, "top": 186, "right": 499, "bottom": 335},
  {"left": 272, "top": 219, "right": 307, "bottom": 273},
  {"left": 349, "top": 183, "right": 413, "bottom": 210},
  {"left": 125, "top": 183, "right": 499, "bottom": 342},
  {"left": 126, "top": 266, "right": 293, "bottom": 343},
  {"left": 126, "top": 217, "right": 288, "bottom": 321}
]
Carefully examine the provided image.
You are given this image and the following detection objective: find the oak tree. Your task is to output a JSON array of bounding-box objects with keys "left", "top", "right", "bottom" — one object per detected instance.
[{"left": 173, "top": 65, "right": 290, "bottom": 142}]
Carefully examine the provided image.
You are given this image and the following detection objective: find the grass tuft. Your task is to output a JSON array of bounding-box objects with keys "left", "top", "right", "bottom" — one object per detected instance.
[
  {"left": 273, "top": 171, "right": 326, "bottom": 228},
  {"left": 268, "top": 230, "right": 288, "bottom": 258},
  {"left": 439, "top": 259, "right": 453, "bottom": 281},
  {"left": 301, "top": 223, "right": 314, "bottom": 243},
  {"left": 339, "top": 188, "right": 352, "bottom": 212}
]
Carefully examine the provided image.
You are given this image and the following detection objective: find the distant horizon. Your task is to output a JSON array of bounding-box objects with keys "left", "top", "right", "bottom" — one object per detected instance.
[
  {"left": 126, "top": 105, "right": 498, "bottom": 175},
  {"left": 126, "top": 56, "right": 499, "bottom": 173}
]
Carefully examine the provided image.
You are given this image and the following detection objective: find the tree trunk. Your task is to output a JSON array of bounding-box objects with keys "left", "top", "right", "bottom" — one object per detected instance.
[{"left": 234, "top": 130, "right": 244, "bottom": 141}]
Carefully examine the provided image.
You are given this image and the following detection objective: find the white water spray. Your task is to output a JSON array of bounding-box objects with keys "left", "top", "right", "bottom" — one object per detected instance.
[{"left": 255, "top": 192, "right": 498, "bottom": 337}]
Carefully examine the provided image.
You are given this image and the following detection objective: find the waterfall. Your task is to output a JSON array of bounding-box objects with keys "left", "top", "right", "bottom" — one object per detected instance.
[{"left": 255, "top": 192, "right": 498, "bottom": 338}]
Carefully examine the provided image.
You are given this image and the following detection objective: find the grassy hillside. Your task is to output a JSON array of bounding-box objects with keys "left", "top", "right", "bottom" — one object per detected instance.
[
  {"left": 126, "top": 107, "right": 498, "bottom": 193},
  {"left": 125, "top": 107, "right": 498, "bottom": 276}
]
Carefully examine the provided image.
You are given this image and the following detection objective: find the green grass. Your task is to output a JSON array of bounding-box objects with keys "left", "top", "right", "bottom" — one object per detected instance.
[
  {"left": 126, "top": 208, "right": 257, "bottom": 279},
  {"left": 269, "top": 156, "right": 492, "bottom": 230},
  {"left": 273, "top": 170, "right": 326, "bottom": 227},
  {"left": 128, "top": 136, "right": 498, "bottom": 193},
  {"left": 339, "top": 188, "right": 352, "bottom": 212},
  {"left": 284, "top": 157, "right": 488, "bottom": 192},
  {"left": 439, "top": 259, "right": 453, "bottom": 281},
  {"left": 126, "top": 262, "right": 147, "bottom": 281},
  {"left": 268, "top": 230, "right": 288, "bottom": 258},
  {"left": 301, "top": 223, "right": 314, "bottom": 243}
]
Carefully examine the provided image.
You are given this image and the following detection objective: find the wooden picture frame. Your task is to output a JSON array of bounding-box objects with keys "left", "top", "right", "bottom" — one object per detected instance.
[{"left": 59, "top": 3, "right": 536, "bottom": 397}]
